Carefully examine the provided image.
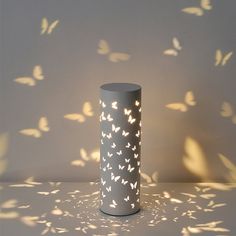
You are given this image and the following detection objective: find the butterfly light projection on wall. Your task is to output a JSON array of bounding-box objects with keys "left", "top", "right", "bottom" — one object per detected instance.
[
  {"left": 14, "top": 65, "right": 45, "bottom": 87},
  {"left": 97, "top": 40, "right": 130, "bottom": 63}
]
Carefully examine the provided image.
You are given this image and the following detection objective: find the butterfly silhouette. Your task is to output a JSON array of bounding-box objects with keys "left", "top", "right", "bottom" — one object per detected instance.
[
  {"left": 130, "top": 181, "right": 137, "bottom": 189},
  {"left": 135, "top": 100, "right": 140, "bottom": 106},
  {"left": 182, "top": 0, "right": 212, "bottom": 16},
  {"left": 101, "top": 178, "right": 106, "bottom": 186},
  {"left": 126, "top": 142, "right": 131, "bottom": 148},
  {"left": 101, "top": 191, "right": 106, "bottom": 198},
  {"left": 215, "top": 50, "right": 233, "bottom": 66},
  {"left": 141, "top": 171, "right": 159, "bottom": 183},
  {"left": 71, "top": 160, "right": 85, "bottom": 167},
  {"left": 41, "top": 17, "right": 59, "bottom": 35},
  {"left": 19, "top": 117, "right": 49, "bottom": 138},
  {"left": 128, "top": 164, "right": 135, "bottom": 173},
  {"left": 116, "top": 150, "right": 122, "bottom": 155},
  {"left": 97, "top": 40, "right": 130, "bottom": 63},
  {"left": 64, "top": 102, "right": 94, "bottom": 123},
  {"left": 111, "top": 142, "right": 116, "bottom": 148},
  {"left": 107, "top": 114, "right": 113, "bottom": 122},
  {"left": 124, "top": 196, "right": 130, "bottom": 202},
  {"left": 107, "top": 152, "right": 113, "bottom": 158},
  {"left": 124, "top": 108, "right": 132, "bottom": 116},
  {"left": 166, "top": 91, "right": 196, "bottom": 112},
  {"left": 71, "top": 148, "right": 99, "bottom": 167},
  {"left": 79, "top": 148, "right": 100, "bottom": 162},
  {"left": 128, "top": 115, "right": 136, "bottom": 124},
  {"left": 109, "top": 200, "right": 117, "bottom": 208},
  {"left": 14, "top": 65, "right": 44, "bottom": 86},
  {"left": 111, "top": 101, "right": 118, "bottom": 109},
  {"left": 112, "top": 124, "right": 120, "bottom": 133},
  {"left": 136, "top": 130, "right": 141, "bottom": 137},
  {"left": 106, "top": 186, "right": 111, "bottom": 192},
  {"left": 122, "top": 130, "right": 129, "bottom": 137},
  {"left": 164, "top": 37, "right": 182, "bottom": 56},
  {"left": 221, "top": 102, "right": 236, "bottom": 124},
  {"left": 218, "top": 153, "right": 236, "bottom": 183},
  {"left": 119, "top": 164, "right": 125, "bottom": 170},
  {"left": 111, "top": 173, "right": 120, "bottom": 182}
]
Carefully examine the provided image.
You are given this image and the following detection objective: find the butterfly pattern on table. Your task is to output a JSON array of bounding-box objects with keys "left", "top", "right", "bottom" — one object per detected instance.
[
  {"left": 19, "top": 117, "right": 50, "bottom": 138},
  {"left": 41, "top": 17, "right": 59, "bottom": 35},
  {"left": 97, "top": 40, "right": 130, "bottom": 63},
  {"left": 64, "top": 102, "right": 94, "bottom": 123},
  {"left": 215, "top": 50, "right": 233, "bottom": 66},
  {"left": 164, "top": 37, "right": 182, "bottom": 56},
  {"left": 166, "top": 91, "right": 197, "bottom": 112},
  {"left": 220, "top": 102, "right": 236, "bottom": 124},
  {"left": 182, "top": 0, "right": 212, "bottom": 16},
  {"left": 14, "top": 65, "right": 44, "bottom": 86}
]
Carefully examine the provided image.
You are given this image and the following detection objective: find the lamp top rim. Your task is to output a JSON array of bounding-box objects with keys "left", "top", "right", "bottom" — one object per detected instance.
[{"left": 100, "top": 83, "right": 141, "bottom": 92}]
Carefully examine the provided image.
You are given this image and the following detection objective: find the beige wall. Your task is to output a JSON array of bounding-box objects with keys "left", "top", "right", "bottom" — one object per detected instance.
[{"left": 0, "top": 0, "right": 236, "bottom": 183}]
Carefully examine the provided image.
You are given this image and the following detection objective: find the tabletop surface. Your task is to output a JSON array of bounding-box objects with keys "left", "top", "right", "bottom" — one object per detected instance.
[{"left": 0, "top": 181, "right": 235, "bottom": 236}]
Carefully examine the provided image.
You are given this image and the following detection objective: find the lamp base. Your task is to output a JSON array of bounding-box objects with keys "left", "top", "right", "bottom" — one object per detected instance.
[{"left": 99, "top": 207, "right": 141, "bottom": 217}]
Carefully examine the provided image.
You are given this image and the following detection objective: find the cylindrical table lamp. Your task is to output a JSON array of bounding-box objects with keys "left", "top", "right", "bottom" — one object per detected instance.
[{"left": 99, "top": 83, "right": 141, "bottom": 216}]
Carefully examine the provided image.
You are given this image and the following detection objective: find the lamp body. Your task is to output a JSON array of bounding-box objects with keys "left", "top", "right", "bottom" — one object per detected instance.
[{"left": 99, "top": 83, "right": 141, "bottom": 216}]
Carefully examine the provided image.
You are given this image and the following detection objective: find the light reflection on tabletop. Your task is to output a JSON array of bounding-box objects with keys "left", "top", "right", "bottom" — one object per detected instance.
[{"left": 0, "top": 181, "right": 236, "bottom": 235}]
